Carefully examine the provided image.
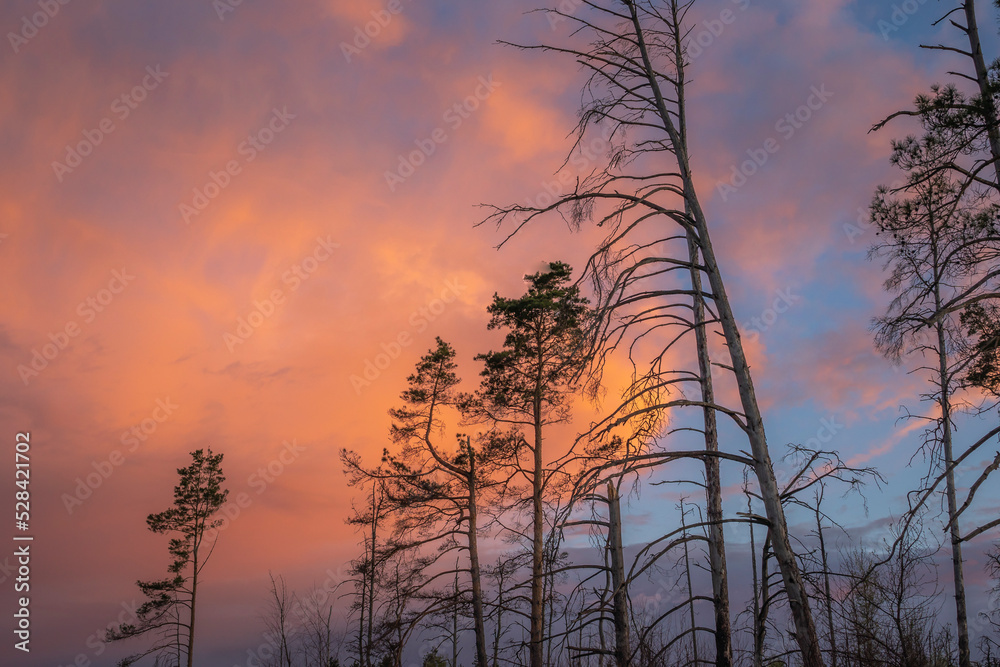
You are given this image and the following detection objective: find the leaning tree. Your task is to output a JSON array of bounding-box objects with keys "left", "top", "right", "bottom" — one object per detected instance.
[
  {"left": 108, "top": 448, "right": 229, "bottom": 667},
  {"left": 482, "top": 2, "right": 823, "bottom": 663}
]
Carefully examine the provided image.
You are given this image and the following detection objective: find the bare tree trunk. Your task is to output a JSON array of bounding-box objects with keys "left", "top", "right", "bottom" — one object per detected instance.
[
  {"left": 188, "top": 539, "right": 198, "bottom": 667},
  {"left": 920, "top": 199, "right": 972, "bottom": 667},
  {"left": 530, "top": 387, "right": 545, "bottom": 667},
  {"left": 267, "top": 573, "right": 295, "bottom": 667},
  {"left": 963, "top": 0, "right": 1000, "bottom": 187},
  {"left": 358, "top": 570, "right": 367, "bottom": 667},
  {"left": 757, "top": 533, "right": 774, "bottom": 667},
  {"left": 598, "top": 592, "right": 608, "bottom": 665},
  {"left": 681, "top": 500, "right": 700, "bottom": 667},
  {"left": 687, "top": 227, "right": 733, "bottom": 667},
  {"left": 815, "top": 498, "right": 838, "bottom": 667},
  {"left": 467, "top": 449, "right": 490, "bottom": 667},
  {"left": 683, "top": 197, "right": 823, "bottom": 667},
  {"left": 545, "top": 550, "right": 556, "bottom": 667},
  {"left": 936, "top": 315, "right": 971, "bottom": 667},
  {"left": 748, "top": 492, "right": 763, "bottom": 667},
  {"left": 492, "top": 568, "right": 503, "bottom": 667},
  {"left": 627, "top": 3, "right": 823, "bottom": 661},
  {"left": 453, "top": 563, "right": 461, "bottom": 667},
  {"left": 176, "top": 605, "right": 183, "bottom": 667},
  {"left": 367, "top": 483, "right": 379, "bottom": 667},
  {"left": 607, "top": 483, "right": 630, "bottom": 667}
]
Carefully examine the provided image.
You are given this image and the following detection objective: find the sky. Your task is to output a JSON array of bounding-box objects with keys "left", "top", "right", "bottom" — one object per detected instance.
[{"left": 2, "top": 0, "right": 1000, "bottom": 665}]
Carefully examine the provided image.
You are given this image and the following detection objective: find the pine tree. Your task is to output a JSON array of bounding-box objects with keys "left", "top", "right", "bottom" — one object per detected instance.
[
  {"left": 108, "top": 449, "right": 229, "bottom": 667},
  {"left": 470, "top": 261, "right": 589, "bottom": 667}
]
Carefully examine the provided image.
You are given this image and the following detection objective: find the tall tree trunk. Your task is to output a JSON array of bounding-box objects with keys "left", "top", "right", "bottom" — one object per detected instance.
[
  {"left": 607, "top": 483, "right": 630, "bottom": 667},
  {"left": 188, "top": 533, "right": 198, "bottom": 667},
  {"left": 936, "top": 314, "right": 971, "bottom": 667},
  {"left": 963, "top": 0, "right": 1000, "bottom": 188},
  {"left": 530, "top": 386, "right": 545, "bottom": 667},
  {"left": 681, "top": 500, "right": 700, "bottom": 667},
  {"left": 545, "top": 551, "right": 556, "bottom": 667},
  {"left": 748, "top": 491, "right": 763, "bottom": 667},
  {"left": 367, "top": 483, "right": 379, "bottom": 667},
  {"left": 687, "top": 227, "right": 733, "bottom": 667},
  {"left": 453, "top": 562, "right": 461, "bottom": 667},
  {"left": 757, "top": 533, "right": 774, "bottom": 667},
  {"left": 358, "top": 569, "right": 367, "bottom": 667},
  {"left": 690, "top": 182, "right": 822, "bottom": 667},
  {"left": 687, "top": 196, "right": 822, "bottom": 666},
  {"left": 467, "top": 451, "right": 490, "bottom": 667},
  {"left": 815, "top": 499, "right": 838, "bottom": 667},
  {"left": 175, "top": 606, "right": 183, "bottom": 667},
  {"left": 492, "top": 564, "right": 505, "bottom": 667},
  {"left": 927, "top": 199, "right": 971, "bottom": 667},
  {"left": 625, "top": 3, "right": 824, "bottom": 662}
]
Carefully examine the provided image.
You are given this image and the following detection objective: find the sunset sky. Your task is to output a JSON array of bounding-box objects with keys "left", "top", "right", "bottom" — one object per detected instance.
[{"left": 3, "top": 0, "right": 1000, "bottom": 664}]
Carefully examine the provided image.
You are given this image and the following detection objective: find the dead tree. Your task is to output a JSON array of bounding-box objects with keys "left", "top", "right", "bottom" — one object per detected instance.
[
  {"left": 608, "top": 483, "right": 631, "bottom": 667},
  {"left": 687, "top": 222, "right": 732, "bottom": 667},
  {"left": 812, "top": 487, "right": 838, "bottom": 667},
  {"left": 837, "top": 520, "right": 953, "bottom": 667},
  {"left": 263, "top": 573, "right": 296, "bottom": 667},
  {"left": 485, "top": 554, "right": 520, "bottom": 667},
  {"left": 558, "top": 477, "right": 633, "bottom": 667},
  {"left": 482, "top": 3, "right": 824, "bottom": 662},
  {"left": 679, "top": 499, "right": 699, "bottom": 667},
  {"left": 295, "top": 582, "right": 345, "bottom": 667}
]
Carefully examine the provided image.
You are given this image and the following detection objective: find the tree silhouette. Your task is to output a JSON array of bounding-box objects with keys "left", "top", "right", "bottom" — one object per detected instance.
[
  {"left": 482, "top": 4, "right": 828, "bottom": 661},
  {"left": 468, "top": 261, "right": 589, "bottom": 667},
  {"left": 108, "top": 449, "right": 228, "bottom": 667}
]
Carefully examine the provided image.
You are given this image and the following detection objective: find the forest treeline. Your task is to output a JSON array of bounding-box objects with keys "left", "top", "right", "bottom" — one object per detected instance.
[{"left": 105, "top": 1, "right": 1000, "bottom": 666}]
